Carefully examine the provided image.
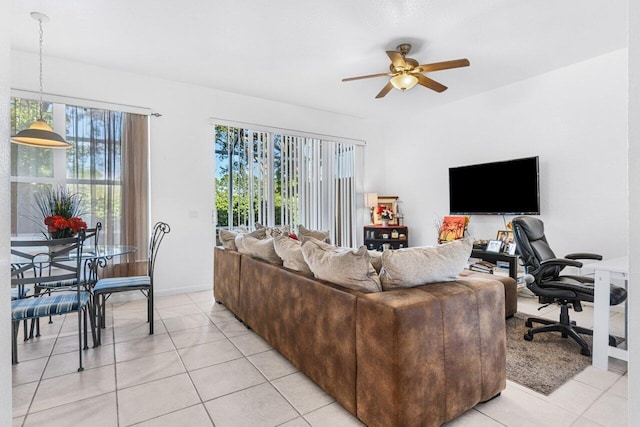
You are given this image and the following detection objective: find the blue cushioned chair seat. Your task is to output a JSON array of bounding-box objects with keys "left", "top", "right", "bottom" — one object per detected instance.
[
  {"left": 10, "top": 288, "right": 30, "bottom": 301},
  {"left": 94, "top": 276, "right": 151, "bottom": 293},
  {"left": 11, "top": 292, "right": 91, "bottom": 321},
  {"left": 38, "top": 279, "right": 78, "bottom": 289}
]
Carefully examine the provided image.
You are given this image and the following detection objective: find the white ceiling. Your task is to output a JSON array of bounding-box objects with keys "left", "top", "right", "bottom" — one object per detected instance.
[{"left": 9, "top": 0, "right": 627, "bottom": 119}]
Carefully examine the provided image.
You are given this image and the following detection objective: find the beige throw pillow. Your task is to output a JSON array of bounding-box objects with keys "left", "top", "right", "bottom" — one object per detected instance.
[
  {"left": 298, "top": 225, "right": 331, "bottom": 243},
  {"left": 256, "top": 223, "right": 291, "bottom": 238},
  {"left": 368, "top": 250, "right": 383, "bottom": 273},
  {"left": 301, "top": 239, "right": 381, "bottom": 293},
  {"left": 233, "top": 228, "right": 268, "bottom": 254},
  {"left": 237, "top": 235, "right": 282, "bottom": 265},
  {"left": 273, "top": 235, "right": 313, "bottom": 275},
  {"left": 219, "top": 229, "right": 240, "bottom": 250},
  {"left": 379, "top": 238, "right": 473, "bottom": 290}
]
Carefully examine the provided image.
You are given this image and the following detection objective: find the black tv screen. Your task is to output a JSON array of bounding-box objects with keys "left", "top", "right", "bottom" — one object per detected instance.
[{"left": 448, "top": 156, "right": 540, "bottom": 215}]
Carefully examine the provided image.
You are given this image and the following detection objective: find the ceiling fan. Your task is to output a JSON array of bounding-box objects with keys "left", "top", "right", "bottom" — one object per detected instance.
[{"left": 342, "top": 43, "right": 470, "bottom": 99}]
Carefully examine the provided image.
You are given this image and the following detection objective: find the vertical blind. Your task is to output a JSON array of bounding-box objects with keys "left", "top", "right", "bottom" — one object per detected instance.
[{"left": 214, "top": 122, "right": 363, "bottom": 247}]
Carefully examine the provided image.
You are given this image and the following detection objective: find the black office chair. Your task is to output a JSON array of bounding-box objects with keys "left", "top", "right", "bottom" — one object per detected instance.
[{"left": 512, "top": 216, "right": 627, "bottom": 356}]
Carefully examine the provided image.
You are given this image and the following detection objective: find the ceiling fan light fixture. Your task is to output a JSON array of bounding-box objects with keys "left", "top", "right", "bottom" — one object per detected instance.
[{"left": 390, "top": 73, "right": 419, "bottom": 91}]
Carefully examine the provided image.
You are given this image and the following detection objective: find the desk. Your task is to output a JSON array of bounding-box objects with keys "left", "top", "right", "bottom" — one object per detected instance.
[
  {"left": 582, "top": 256, "right": 628, "bottom": 370},
  {"left": 471, "top": 249, "right": 519, "bottom": 281}
]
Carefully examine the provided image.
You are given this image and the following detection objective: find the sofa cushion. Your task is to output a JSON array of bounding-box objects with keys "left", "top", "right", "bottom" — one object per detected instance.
[
  {"left": 233, "top": 228, "right": 268, "bottom": 253},
  {"left": 273, "top": 235, "right": 313, "bottom": 275},
  {"left": 368, "top": 250, "right": 383, "bottom": 273},
  {"left": 298, "top": 225, "right": 331, "bottom": 243},
  {"left": 380, "top": 238, "right": 473, "bottom": 290},
  {"left": 256, "top": 223, "right": 291, "bottom": 238},
  {"left": 219, "top": 229, "right": 240, "bottom": 250},
  {"left": 250, "top": 236, "right": 282, "bottom": 264},
  {"left": 301, "top": 239, "right": 381, "bottom": 293}
]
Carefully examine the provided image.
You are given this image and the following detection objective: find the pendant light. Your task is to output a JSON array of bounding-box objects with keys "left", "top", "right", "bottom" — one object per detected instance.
[{"left": 11, "top": 12, "right": 71, "bottom": 149}]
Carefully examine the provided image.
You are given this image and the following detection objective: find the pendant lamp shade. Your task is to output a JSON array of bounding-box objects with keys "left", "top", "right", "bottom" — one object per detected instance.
[
  {"left": 11, "top": 12, "right": 71, "bottom": 149},
  {"left": 11, "top": 119, "right": 72, "bottom": 148}
]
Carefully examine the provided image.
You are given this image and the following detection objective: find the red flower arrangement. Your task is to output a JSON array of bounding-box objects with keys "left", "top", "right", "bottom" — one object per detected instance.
[
  {"left": 44, "top": 215, "right": 87, "bottom": 239},
  {"left": 376, "top": 205, "right": 393, "bottom": 220}
]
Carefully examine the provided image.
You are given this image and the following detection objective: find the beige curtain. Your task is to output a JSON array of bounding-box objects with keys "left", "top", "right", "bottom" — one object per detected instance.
[{"left": 107, "top": 113, "right": 149, "bottom": 277}]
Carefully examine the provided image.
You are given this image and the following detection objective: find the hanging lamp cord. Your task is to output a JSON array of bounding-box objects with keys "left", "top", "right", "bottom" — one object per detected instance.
[{"left": 38, "top": 17, "right": 44, "bottom": 120}]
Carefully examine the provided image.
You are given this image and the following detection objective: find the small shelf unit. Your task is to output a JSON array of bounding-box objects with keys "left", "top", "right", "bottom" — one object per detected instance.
[{"left": 364, "top": 225, "right": 409, "bottom": 251}]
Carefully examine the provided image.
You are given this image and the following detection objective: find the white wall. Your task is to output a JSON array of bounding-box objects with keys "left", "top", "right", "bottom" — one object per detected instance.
[
  {"left": 627, "top": 1, "right": 639, "bottom": 423},
  {"left": 369, "top": 49, "right": 628, "bottom": 260},
  {"left": 1, "top": 8, "right": 12, "bottom": 424},
  {"left": 10, "top": 51, "right": 368, "bottom": 294}
]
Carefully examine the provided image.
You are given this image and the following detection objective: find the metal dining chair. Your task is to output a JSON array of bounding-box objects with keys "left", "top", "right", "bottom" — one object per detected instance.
[
  {"left": 93, "top": 222, "right": 170, "bottom": 344},
  {"left": 29, "top": 223, "right": 102, "bottom": 338},
  {"left": 10, "top": 230, "right": 95, "bottom": 371},
  {"left": 10, "top": 264, "right": 32, "bottom": 342}
]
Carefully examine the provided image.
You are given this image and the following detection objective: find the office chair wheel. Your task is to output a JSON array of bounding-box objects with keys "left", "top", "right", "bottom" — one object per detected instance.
[
  {"left": 525, "top": 320, "right": 533, "bottom": 328},
  {"left": 524, "top": 332, "right": 533, "bottom": 341},
  {"left": 580, "top": 347, "right": 591, "bottom": 357},
  {"left": 571, "top": 320, "right": 577, "bottom": 325}
]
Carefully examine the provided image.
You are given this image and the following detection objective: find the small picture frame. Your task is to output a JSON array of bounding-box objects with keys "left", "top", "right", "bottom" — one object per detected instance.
[
  {"left": 506, "top": 242, "right": 517, "bottom": 255},
  {"left": 496, "top": 230, "right": 514, "bottom": 245},
  {"left": 375, "top": 196, "right": 399, "bottom": 225},
  {"left": 486, "top": 240, "right": 503, "bottom": 253}
]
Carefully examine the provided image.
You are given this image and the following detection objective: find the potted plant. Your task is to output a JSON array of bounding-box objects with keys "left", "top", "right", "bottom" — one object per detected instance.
[
  {"left": 34, "top": 186, "right": 87, "bottom": 239},
  {"left": 377, "top": 205, "right": 393, "bottom": 227}
]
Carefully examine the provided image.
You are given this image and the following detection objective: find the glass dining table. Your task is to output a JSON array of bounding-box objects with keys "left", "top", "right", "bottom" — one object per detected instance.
[
  {"left": 77, "top": 245, "right": 138, "bottom": 285},
  {"left": 11, "top": 244, "right": 137, "bottom": 283},
  {"left": 10, "top": 242, "right": 137, "bottom": 346}
]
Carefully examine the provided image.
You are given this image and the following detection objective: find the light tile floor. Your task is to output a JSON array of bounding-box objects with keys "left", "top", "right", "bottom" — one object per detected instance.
[{"left": 11, "top": 291, "right": 628, "bottom": 427}]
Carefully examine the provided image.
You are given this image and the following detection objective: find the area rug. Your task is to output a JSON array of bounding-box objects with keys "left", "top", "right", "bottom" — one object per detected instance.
[{"left": 505, "top": 313, "right": 592, "bottom": 395}]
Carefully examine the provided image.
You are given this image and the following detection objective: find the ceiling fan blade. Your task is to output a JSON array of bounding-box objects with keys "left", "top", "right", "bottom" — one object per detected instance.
[
  {"left": 386, "top": 51, "right": 407, "bottom": 69},
  {"left": 375, "top": 82, "right": 394, "bottom": 99},
  {"left": 415, "top": 58, "right": 470, "bottom": 73},
  {"left": 342, "top": 72, "right": 394, "bottom": 82},
  {"left": 416, "top": 74, "right": 448, "bottom": 93}
]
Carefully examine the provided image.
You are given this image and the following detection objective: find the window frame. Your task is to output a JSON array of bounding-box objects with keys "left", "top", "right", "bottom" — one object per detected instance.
[
  {"left": 212, "top": 118, "right": 365, "bottom": 247},
  {"left": 10, "top": 90, "right": 150, "bottom": 239}
]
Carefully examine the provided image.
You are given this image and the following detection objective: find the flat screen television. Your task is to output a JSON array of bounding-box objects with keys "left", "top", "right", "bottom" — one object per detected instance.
[{"left": 448, "top": 156, "right": 540, "bottom": 215}]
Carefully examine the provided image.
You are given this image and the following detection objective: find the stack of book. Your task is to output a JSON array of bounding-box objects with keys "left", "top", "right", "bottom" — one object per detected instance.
[{"left": 469, "top": 260, "right": 496, "bottom": 274}]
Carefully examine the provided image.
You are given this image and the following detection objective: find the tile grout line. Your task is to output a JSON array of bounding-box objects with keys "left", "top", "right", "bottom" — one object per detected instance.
[
  {"left": 19, "top": 313, "right": 68, "bottom": 424},
  {"left": 142, "top": 297, "right": 219, "bottom": 426}
]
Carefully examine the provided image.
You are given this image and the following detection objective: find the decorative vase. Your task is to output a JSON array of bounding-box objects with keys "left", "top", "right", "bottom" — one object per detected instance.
[
  {"left": 381, "top": 219, "right": 389, "bottom": 227},
  {"left": 49, "top": 243, "right": 74, "bottom": 257}
]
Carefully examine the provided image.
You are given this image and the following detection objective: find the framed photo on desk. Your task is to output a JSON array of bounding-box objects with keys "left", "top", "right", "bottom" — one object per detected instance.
[
  {"left": 496, "top": 230, "right": 514, "bottom": 244},
  {"left": 485, "top": 240, "right": 502, "bottom": 253}
]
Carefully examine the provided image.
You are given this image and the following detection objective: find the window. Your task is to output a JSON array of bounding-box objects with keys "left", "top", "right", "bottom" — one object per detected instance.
[
  {"left": 214, "top": 122, "right": 363, "bottom": 247},
  {"left": 10, "top": 97, "right": 148, "bottom": 257}
]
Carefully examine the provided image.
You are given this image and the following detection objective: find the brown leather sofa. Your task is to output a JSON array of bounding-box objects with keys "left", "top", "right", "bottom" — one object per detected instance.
[
  {"left": 214, "top": 246, "right": 508, "bottom": 427},
  {"left": 460, "top": 269, "right": 518, "bottom": 318}
]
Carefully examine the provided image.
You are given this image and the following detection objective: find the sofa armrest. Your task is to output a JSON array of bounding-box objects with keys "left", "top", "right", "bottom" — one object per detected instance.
[
  {"left": 356, "top": 279, "right": 506, "bottom": 427},
  {"left": 459, "top": 270, "right": 518, "bottom": 318},
  {"left": 213, "top": 246, "right": 243, "bottom": 318}
]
